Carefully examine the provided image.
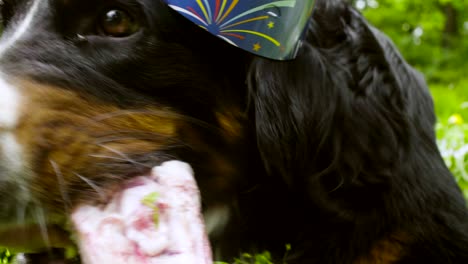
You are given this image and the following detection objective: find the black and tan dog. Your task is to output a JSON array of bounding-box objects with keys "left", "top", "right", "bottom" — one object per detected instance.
[{"left": 0, "top": 0, "right": 467, "bottom": 263}]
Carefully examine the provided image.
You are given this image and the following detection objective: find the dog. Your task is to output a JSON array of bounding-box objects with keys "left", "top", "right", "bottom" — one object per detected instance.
[{"left": 0, "top": 0, "right": 467, "bottom": 263}]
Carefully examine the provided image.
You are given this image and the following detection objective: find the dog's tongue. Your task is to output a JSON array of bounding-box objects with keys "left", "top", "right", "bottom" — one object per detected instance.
[{"left": 71, "top": 161, "right": 213, "bottom": 264}]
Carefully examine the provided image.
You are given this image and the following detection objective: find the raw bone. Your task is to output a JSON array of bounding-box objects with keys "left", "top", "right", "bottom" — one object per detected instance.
[{"left": 72, "top": 161, "right": 213, "bottom": 264}]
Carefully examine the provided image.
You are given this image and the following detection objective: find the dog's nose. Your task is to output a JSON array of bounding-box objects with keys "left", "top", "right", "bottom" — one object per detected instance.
[{"left": 0, "top": 76, "right": 21, "bottom": 131}]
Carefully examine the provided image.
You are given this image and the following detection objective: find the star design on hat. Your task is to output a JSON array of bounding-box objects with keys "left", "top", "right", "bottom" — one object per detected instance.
[
  {"left": 253, "top": 43, "right": 262, "bottom": 52},
  {"left": 167, "top": 0, "right": 311, "bottom": 59}
]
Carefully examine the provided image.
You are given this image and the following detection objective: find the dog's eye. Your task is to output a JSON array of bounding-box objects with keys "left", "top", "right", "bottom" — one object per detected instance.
[{"left": 98, "top": 9, "right": 139, "bottom": 37}]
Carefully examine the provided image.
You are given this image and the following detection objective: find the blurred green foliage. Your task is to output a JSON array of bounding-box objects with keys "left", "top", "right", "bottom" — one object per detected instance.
[
  {"left": 357, "top": 0, "right": 468, "bottom": 82},
  {"left": 0, "top": 249, "right": 12, "bottom": 264}
]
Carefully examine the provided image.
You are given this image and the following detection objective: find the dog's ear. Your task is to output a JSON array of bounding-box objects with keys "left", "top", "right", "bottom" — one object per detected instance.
[
  {"left": 247, "top": 2, "right": 437, "bottom": 210},
  {"left": 247, "top": 45, "right": 345, "bottom": 188},
  {"left": 246, "top": 1, "right": 356, "bottom": 189}
]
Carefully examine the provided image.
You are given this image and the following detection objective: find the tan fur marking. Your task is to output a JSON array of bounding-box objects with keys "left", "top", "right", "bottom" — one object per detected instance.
[
  {"left": 354, "top": 233, "right": 408, "bottom": 264},
  {"left": 13, "top": 81, "right": 179, "bottom": 209},
  {"left": 215, "top": 110, "right": 245, "bottom": 142},
  {"left": 7, "top": 80, "right": 246, "bottom": 224}
]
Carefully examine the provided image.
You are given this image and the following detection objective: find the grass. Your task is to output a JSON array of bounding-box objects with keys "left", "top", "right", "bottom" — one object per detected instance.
[
  {"left": 215, "top": 244, "right": 291, "bottom": 264},
  {"left": 215, "top": 252, "right": 275, "bottom": 264}
]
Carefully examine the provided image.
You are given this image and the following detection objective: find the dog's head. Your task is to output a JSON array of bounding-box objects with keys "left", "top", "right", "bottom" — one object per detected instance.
[
  {"left": 0, "top": 0, "right": 438, "bottom": 262},
  {"left": 0, "top": 0, "right": 265, "bottom": 253}
]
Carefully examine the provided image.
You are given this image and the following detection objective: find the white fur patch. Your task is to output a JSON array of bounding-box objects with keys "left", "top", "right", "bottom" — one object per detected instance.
[
  {"left": 0, "top": 0, "right": 38, "bottom": 178},
  {"left": 0, "top": 130, "right": 30, "bottom": 231},
  {"left": 0, "top": 77, "right": 21, "bottom": 130},
  {"left": 0, "top": 0, "right": 42, "bottom": 130},
  {"left": 0, "top": 133, "right": 22, "bottom": 172},
  {"left": 204, "top": 205, "right": 230, "bottom": 236}
]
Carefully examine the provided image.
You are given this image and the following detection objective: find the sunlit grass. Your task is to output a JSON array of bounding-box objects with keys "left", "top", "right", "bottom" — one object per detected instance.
[
  {"left": 216, "top": 245, "right": 291, "bottom": 264},
  {"left": 215, "top": 252, "right": 274, "bottom": 264}
]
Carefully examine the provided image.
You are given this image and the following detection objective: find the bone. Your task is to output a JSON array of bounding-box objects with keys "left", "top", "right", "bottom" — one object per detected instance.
[{"left": 71, "top": 161, "right": 213, "bottom": 264}]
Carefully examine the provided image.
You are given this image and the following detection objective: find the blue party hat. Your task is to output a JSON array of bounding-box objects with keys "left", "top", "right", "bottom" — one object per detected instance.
[{"left": 165, "top": 0, "right": 315, "bottom": 60}]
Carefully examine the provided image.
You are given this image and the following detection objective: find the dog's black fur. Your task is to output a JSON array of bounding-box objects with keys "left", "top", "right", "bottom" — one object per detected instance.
[{"left": 1, "top": 0, "right": 467, "bottom": 263}]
